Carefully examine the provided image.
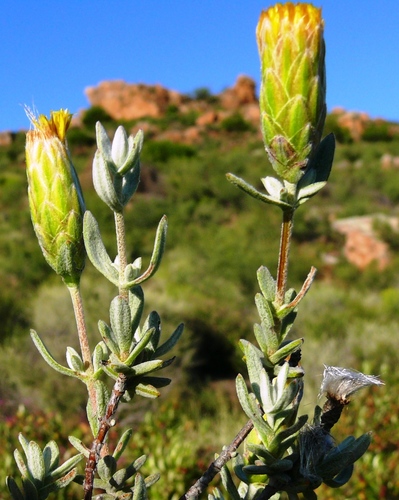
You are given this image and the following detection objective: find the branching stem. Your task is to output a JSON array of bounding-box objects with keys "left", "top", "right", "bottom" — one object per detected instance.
[
  {"left": 84, "top": 374, "right": 128, "bottom": 500},
  {"left": 180, "top": 419, "right": 254, "bottom": 499}
]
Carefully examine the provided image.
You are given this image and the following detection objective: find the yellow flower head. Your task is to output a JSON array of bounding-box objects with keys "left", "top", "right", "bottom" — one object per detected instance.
[
  {"left": 25, "top": 109, "right": 85, "bottom": 286},
  {"left": 257, "top": 3, "right": 326, "bottom": 184}
]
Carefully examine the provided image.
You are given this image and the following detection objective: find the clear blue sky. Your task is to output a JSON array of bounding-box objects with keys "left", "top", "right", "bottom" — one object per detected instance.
[{"left": 1, "top": 1, "right": 399, "bottom": 132}]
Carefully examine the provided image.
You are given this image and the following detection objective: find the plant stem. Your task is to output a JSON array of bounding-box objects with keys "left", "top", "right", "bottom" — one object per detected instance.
[
  {"left": 180, "top": 419, "right": 254, "bottom": 499},
  {"left": 114, "top": 211, "right": 128, "bottom": 298},
  {"left": 67, "top": 284, "right": 98, "bottom": 428},
  {"left": 84, "top": 374, "right": 128, "bottom": 500},
  {"left": 276, "top": 208, "right": 295, "bottom": 307}
]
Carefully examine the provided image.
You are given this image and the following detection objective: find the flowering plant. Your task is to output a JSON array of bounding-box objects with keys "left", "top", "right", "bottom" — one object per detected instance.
[{"left": 6, "top": 3, "right": 383, "bottom": 500}]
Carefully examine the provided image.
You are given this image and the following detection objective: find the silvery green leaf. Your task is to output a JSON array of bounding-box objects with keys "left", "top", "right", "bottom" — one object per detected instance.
[
  {"left": 113, "top": 429, "right": 133, "bottom": 461},
  {"left": 257, "top": 266, "right": 276, "bottom": 302},
  {"left": 245, "top": 443, "right": 277, "bottom": 464},
  {"left": 83, "top": 212, "right": 119, "bottom": 286},
  {"left": 27, "top": 441, "right": 45, "bottom": 482},
  {"left": 142, "top": 311, "right": 161, "bottom": 352},
  {"left": 111, "top": 126, "right": 129, "bottom": 168},
  {"left": 261, "top": 176, "right": 285, "bottom": 198},
  {"left": 239, "top": 340, "right": 264, "bottom": 399},
  {"left": 154, "top": 322, "right": 184, "bottom": 357},
  {"left": 93, "top": 149, "right": 123, "bottom": 212},
  {"left": 255, "top": 293, "right": 279, "bottom": 353},
  {"left": 269, "top": 339, "right": 303, "bottom": 365},
  {"left": 93, "top": 341, "right": 108, "bottom": 374},
  {"left": 132, "top": 455, "right": 147, "bottom": 472},
  {"left": 129, "top": 286, "right": 144, "bottom": 335},
  {"left": 297, "top": 181, "right": 327, "bottom": 204},
  {"left": 135, "top": 383, "right": 160, "bottom": 399},
  {"left": 14, "top": 449, "right": 28, "bottom": 478},
  {"left": 117, "top": 129, "right": 144, "bottom": 175},
  {"left": 236, "top": 374, "right": 273, "bottom": 444},
  {"left": 68, "top": 436, "right": 90, "bottom": 458},
  {"left": 121, "top": 161, "right": 141, "bottom": 206},
  {"left": 66, "top": 347, "right": 84, "bottom": 373},
  {"left": 125, "top": 216, "right": 168, "bottom": 287},
  {"left": 253, "top": 324, "right": 273, "bottom": 361},
  {"left": 30, "top": 330, "right": 76, "bottom": 378},
  {"left": 42, "top": 441, "right": 59, "bottom": 474},
  {"left": 111, "top": 467, "right": 129, "bottom": 487},
  {"left": 268, "top": 415, "right": 308, "bottom": 456},
  {"left": 97, "top": 455, "right": 117, "bottom": 481},
  {"left": 226, "top": 173, "right": 292, "bottom": 209},
  {"left": 125, "top": 259, "right": 142, "bottom": 283},
  {"left": 50, "top": 453, "right": 83, "bottom": 479},
  {"left": 6, "top": 476, "right": 25, "bottom": 500},
  {"left": 124, "top": 327, "right": 155, "bottom": 366},
  {"left": 110, "top": 295, "right": 133, "bottom": 354},
  {"left": 131, "top": 359, "right": 168, "bottom": 376},
  {"left": 98, "top": 320, "right": 120, "bottom": 356},
  {"left": 133, "top": 473, "right": 148, "bottom": 500},
  {"left": 42, "top": 468, "right": 78, "bottom": 494},
  {"left": 220, "top": 463, "right": 241, "bottom": 500},
  {"left": 144, "top": 473, "right": 160, "bottom": 488},
  {"left": 96, "top": 122, "right": 113, "bottom": 163}
]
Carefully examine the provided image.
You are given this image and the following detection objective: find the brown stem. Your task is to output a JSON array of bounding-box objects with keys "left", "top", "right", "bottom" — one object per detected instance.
[
  {"left": 84, "top": 374, "right": 128, "bottom": 500},
  {"left": 179, "top": 419, "right": 254, "bottom": 500},
  {"left": 68, "top": 285, "right": 97, "bottom": 415},
  {"left": 275, "top": 209, "right": 295, "bottom": 307}
]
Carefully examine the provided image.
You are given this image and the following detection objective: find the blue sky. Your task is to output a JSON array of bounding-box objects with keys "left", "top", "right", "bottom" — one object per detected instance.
[{"left": 1, "top": 1, "right": 399, "bottom": 132}]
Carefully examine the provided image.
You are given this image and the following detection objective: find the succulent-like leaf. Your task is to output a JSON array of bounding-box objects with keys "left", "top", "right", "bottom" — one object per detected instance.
[
  {"left": 220, "top": 463, "right": 241, "bottom": 500},
  {"left": 98, "top": 320, "right": 120, "bottom": 356},
  {"left": 236, "top": 374, "right": 273, "bottom": 445},
  {"left": 257, "top": 266, "right": 276, "bottom": 302},
  {"left": 65, "top": 347, "right": 84, "bottom": 373},
  {"left": 113, "top": 429, "right": 133, "bottom": 461},
  {"left": 68, "top": 436, "right": 90, "bottom": 458},
  {"left": 133, "top": 473, "right": 148, "bottom": 500},
  {"left": 125, "top": 216, "right": 168, "bottom": 287},
  {"left": 42, "top": 441, "right": 59, "bottom": 474},
  {"left": 97, "top": 455, "right": 117, "bottom": 481},
  {"left": 110, "top": 295, "right": 133, "bottom": 354},
  {"left": 30, "top": 330, "right": 77, "bottom": 378},
  {"left": 6, "top": 476, "right": 25, "bottom": 500},
  {"left": 269, "top": 338, "right": 304, "bottom": 365},
  {"left": 93, "top": 149, "right": 122, "bottom": 213},
  {"left": 124, "top": 327, "right": 156, "bottom": 366},
  {"left": 83, "top": 211, "right": 119, "bottom": 285},
  {"left": 154, "top": 322, "right": 184, "bottom": 357},
  {"left": 240, "top": 340, "right": 264, "bottom": 400},
  {"left": 255, "top": 293, "right": 279, "bottom": 353},
  {"left": 226, "top": 173, "right": 293, "bottom": 208}
]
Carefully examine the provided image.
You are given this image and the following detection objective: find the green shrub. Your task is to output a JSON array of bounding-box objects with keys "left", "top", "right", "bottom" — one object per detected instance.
[
  {"left": 362, "top": 121, "right": 393, "bottom": 142},
  {"left": 81, "top": 105, "right": 113, "bottom": 128},
  {"left": 220, "top": 112, "right": 252, "bottom": 132},
  {"left": 142, "top": 140, "right": 196, "bottom": 163}
]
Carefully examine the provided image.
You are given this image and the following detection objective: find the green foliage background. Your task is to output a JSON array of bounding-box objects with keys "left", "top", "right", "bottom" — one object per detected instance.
[{"left": 1, "top": 110, "right": 399, "bottom": 498}]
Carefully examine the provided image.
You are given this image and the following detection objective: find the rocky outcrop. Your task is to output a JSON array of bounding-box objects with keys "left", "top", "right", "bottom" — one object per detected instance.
[
  {"left": 85, "top": 81, "right": 184, "bottom": 121},
  {"left": 332, "top": 215, "right": 398, "bottom": 270},
  {"left": 85, "top": 75, "right": 260, "bottom": 128}
]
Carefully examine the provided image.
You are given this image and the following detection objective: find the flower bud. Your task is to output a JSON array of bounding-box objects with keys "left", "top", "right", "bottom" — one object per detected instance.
[
  {"left": 257, "top": 3, "right": 326, "bottom": 183},
  {"left": 25, "top": 109, "right": 85, "bottom": 286}
]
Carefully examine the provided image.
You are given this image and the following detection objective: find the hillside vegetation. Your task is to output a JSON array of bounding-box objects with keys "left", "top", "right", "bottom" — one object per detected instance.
[{"left": 1, "top": 97, "right": 399, "bottom": 498}]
